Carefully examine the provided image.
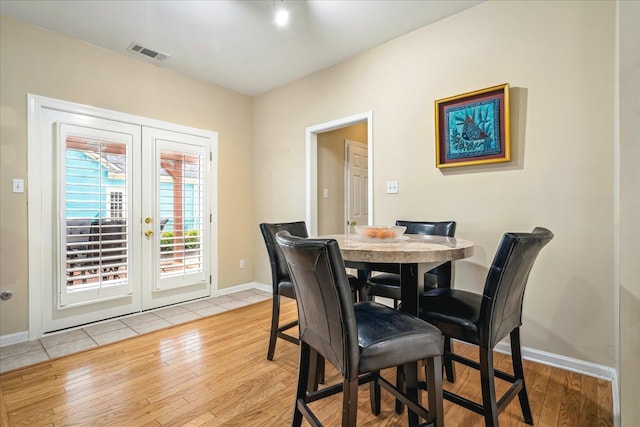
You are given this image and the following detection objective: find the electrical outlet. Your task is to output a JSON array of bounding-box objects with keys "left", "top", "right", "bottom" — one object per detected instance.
[
  {"left": 239, "top": 259, "right": 245, "bottom": 269},
  {"left": 386, "top": 181, "right": 398, "bottom": 194},
  {"left": 12, "top": 179, "right": 24, "bottom": 193}
]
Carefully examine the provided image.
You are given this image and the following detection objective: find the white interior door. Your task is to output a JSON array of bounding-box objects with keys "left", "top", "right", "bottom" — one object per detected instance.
[{"left": 345, "top": 139, "right": 369, "bottom": 232}]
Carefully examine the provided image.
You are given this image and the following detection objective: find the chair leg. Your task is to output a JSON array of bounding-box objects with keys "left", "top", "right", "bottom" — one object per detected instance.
[
  {"left": 267, "top": 294, "right": 281, "bottom": 360},
  {"left": 479, "top": 346, "right": 499, "bottom": 427},
  {"left": 425, "top": 356, "right": 444, "bottom": 427},
  {"left": 342, "top": 378, "right": 359, "bottom": 427},
  {"left": 444, "top": 337, "right": 456, "bottom": 382},
  {"left": 357, "top": 268, "right": 370, "bottom": 302},
  {"left": 369, "top": 371, "right": 381, "bottom": 415},
  {"left": 511, "top": 329, "right": 533, "bottom": 424},
  {"left": 312, "top": 352, "right": 325, "bottom": 389},
  {"left": 404, "top": 361, "right": 420, "bottom": 427},
  {"left": 395, "top": 365, "right": 405, "bottom": 414},
  {"left": 292, "top": 343, "right": 311, "bottom": 427}
]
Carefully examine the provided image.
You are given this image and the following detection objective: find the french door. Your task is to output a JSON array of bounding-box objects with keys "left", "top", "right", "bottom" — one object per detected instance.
[
  {"left": 30, "top": 97, "right": 216, "bottom": 334},
  {"left": 140, "top": 127, "right": 211, "bottom": 310}
]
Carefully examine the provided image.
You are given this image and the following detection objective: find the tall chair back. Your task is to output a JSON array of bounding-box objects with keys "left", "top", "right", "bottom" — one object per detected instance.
[
  {"left": 260, "top": 221, "right": 308, "bottom": 294},
  {"left": 480, "top": 227, "right": 554, "bottom": 348},
  {"left": 275, "top": 232, "right": 358, "bottom": 378},
  {"left": 397, "top": 220, "right": 456, "bottom": 237}
]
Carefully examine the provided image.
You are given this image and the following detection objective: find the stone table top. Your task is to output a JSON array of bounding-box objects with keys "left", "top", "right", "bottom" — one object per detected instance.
[{"left": 320, "top": 233, "right": 474, "bottom": 264}]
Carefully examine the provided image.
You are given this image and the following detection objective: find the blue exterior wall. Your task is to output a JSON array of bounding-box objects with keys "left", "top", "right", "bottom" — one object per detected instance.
[{"left": 65, "top": 150, "right": 197, "bottom": 230}]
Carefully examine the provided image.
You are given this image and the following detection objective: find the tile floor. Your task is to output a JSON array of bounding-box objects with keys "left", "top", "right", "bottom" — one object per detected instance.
[{"left": 0, "top": 288, "right": 272, "bottom": 374}]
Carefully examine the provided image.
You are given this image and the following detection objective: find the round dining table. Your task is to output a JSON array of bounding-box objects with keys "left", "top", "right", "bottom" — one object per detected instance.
[{"left": 322, "top": 233, "right": 474, "bottom": 316}]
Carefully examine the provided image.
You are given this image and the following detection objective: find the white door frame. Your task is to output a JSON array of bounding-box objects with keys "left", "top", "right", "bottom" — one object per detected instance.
[
  {"left": 27, "top": 94, "right": 218, "bottom": 339},
  {"left": 305, "top": 111, "right": 373, "bottom": 236}
]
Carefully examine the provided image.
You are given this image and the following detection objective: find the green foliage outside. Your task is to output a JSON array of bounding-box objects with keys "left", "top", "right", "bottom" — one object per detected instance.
[
  {"left": 160, "top": 231, "right": 174, "bottom": 251},
  {"left": 160, "top": 230, "right": 200, "bottom": 251},
  {"left": 185, "top": 230, "right": 200, "bottom": 250}
]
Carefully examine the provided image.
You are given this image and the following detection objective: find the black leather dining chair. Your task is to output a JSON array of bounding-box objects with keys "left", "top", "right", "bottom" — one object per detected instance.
[
  {"left": 366, "top": 220, "right": 457, "bottom": 308},
  {"left": 419, "top": 227, "right": 553, "bottom": 427},
  {"left": 275, "top": 231, "right": 444, "bottom": 427},
  {"left": 260, "top": 222, "right": 307, "bottom": 361},
  {"left": 259, "top": 221, "right": 364, "bottom": 361},
  {"left": 366, "top": 220, "right": 458, "bottom": 384}
]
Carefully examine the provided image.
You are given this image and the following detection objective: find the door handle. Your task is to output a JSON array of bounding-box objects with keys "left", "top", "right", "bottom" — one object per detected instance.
[{"left": 145, "top": 230, "right": 153, "bottom": 237}]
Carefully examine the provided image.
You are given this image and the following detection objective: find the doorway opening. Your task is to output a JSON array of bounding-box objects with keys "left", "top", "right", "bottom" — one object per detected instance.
[{"left": 305, "top": 111, "right": 373, "bottom": 235}]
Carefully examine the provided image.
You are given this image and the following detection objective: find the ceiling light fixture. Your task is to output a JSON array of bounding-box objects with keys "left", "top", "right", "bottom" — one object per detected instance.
[{"left": 273, "top": 1, "right": 289, "bottom": 27}]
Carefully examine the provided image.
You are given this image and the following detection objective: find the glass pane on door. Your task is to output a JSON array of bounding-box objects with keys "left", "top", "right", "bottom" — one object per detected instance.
[
  {"left": 59, "top": 125, "right": 132, "bottom": 307},
  {"left": 158, "top": 149, "right": 204, "bottom": 279},
  {"left": 141, "top": 126, "right": 212, "bottom": 309}
]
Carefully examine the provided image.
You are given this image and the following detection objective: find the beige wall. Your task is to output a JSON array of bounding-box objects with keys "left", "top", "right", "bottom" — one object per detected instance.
[
  {"left": 618, "top": 1, "right": 639, "bottom": 425},
  {"left": 0, "top": 0, "right": 635, "bottom": 421},
  {"left": 254, "top": 0, "right": 617, "bottom": 368},
  {"left": 317, "top": 123, "right": 368, "bottom": 235},
  {"left": 0, "top": 16, "right": 255, "bottom": 336}
]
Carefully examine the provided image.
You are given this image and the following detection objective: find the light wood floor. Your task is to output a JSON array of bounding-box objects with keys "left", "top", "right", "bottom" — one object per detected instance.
[{"left": 0, "top": 299, "right": 613, "bottom": 427}]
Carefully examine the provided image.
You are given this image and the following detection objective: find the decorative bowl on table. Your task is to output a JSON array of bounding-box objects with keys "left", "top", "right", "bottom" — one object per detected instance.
[{"left": 353, "top": 225, "right": 407, "bottom": 240}]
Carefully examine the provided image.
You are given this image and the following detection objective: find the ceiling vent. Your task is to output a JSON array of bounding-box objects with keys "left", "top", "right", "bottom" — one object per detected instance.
[{"left": 127, "top": 43, "right": 169, "bottom": 62}]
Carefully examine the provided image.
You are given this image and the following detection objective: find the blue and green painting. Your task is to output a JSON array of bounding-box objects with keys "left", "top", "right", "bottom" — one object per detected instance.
[{"left": 445, "top": 99, "right": 501, "bottom": 160}]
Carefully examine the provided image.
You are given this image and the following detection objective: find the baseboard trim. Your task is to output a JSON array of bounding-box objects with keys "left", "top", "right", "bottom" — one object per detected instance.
[
  {"left": 493, "top": 341, "right": 616, "bottom": 381},
  {"left": 0, "top": 331, "right": 29, "bottom": 347},
  {"left": 216, "top": 282, "right": 271, "bottom": 295},
  {"left": 494, "top": 341, "right": 619, "bottom": 426}
]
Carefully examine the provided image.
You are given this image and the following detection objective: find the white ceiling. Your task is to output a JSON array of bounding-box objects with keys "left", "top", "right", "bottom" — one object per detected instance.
[{"left": 1, "top": 0, "right": 483, "bottom": 96}]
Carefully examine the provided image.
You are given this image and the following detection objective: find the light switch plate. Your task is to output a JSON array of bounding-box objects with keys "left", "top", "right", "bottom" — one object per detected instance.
[{"left": 386, "top": 181, "right": 398, "bottom": 194}]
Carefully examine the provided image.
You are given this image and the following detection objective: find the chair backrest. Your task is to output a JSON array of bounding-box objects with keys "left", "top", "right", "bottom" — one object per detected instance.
[
  {"left": 275, "top": 231, "right": 359, "bottom": 380},
  {"left": 259, "top": 222, "right": 309, "bottom": 291},
  {"left": 396, "top": 220, "right": 456, "bottom": 237},
  {"left": 480, "top": 227, "right": 554, "bottom": 347},
  {"left": 396, "top": 220, "right": 457, "bottom": 287}
]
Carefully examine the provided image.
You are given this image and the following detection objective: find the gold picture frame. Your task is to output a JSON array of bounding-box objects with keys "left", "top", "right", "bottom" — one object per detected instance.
[{"left": 435, "top": 83, "right": 510, "bottom": 168}]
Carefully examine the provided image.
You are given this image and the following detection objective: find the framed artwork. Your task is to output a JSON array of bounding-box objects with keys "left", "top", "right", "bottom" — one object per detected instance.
[{"left": 435, "top": 83, "right": 510, "bottom": 168}]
